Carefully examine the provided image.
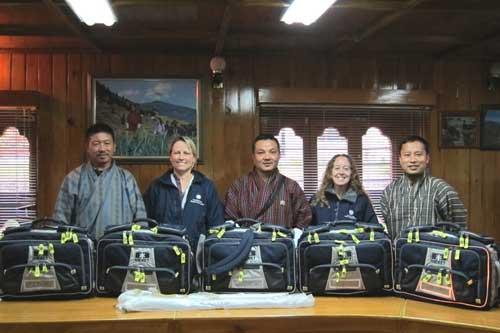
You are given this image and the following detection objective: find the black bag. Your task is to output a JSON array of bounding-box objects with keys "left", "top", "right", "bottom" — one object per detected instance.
[
  {"left": 298, "top": 221, "right": 393, "bottom": 295},
  {"left": 394, "top": 222, "right": 500, "bottom": 309},
  {"left": 96, "top": 218, "right": 192, "bottom": 296},
  {"left": 201, "top": 219, "right": 296, "bottom": 292},
  {"left": 0, "top": 218, "right": 94, "bottom": 300}
]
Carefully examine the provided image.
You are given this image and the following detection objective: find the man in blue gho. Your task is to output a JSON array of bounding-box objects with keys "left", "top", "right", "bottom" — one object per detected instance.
[{"left": 53, "top": 123, "right": 146, "bottom": 239}]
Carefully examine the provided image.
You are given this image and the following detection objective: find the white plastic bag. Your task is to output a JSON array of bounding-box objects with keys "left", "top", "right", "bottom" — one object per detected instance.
[{"left": 117, "top": 290, "right": 314, "bottom": 312}]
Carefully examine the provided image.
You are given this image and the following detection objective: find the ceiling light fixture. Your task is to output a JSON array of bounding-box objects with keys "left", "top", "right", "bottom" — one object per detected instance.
[
  {"left": 281, "top": 0, "right": 336, "bottom": 26},
  {"left": 65, "top": 0, "right": 117, "bottom": 26}
]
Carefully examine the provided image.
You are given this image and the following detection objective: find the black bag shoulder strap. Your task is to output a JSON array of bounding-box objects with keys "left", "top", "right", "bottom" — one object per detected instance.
[
  {"left": 254, "top": 175, "right": 286, "bottom": 219},
  {"left": 205, "top": 229, "right": 255, "bottom": 275}
]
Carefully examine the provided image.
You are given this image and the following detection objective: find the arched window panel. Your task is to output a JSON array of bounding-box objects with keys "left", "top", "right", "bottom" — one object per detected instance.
[
  {"left": 366, "top": 109, "right": 429, "bottom": 185},
  {"left": 362, "top": 127, "right": 392, "bottom": 222},
  {"left": 317, "top": 128, "right": 348, "bottom": 187},
  {"left": 0, "top": 107, "right": 38, "bottom": 230},
  {"left": 275, "top": 128, "right": 304, "bottom": 189},
  {"left": 0, "top": 127, "right": 30, "bottom": 193}
]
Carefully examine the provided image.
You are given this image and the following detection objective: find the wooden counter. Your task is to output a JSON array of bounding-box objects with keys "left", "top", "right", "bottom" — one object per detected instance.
[{"left": 0, "top": 296, "right": 498, "bottom": 333}]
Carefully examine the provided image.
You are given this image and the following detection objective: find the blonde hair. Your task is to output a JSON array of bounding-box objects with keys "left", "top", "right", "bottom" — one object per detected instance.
[
  {"left": 169, "top": 136, "right": 198, "bottom": 164},
  {"left": 311, "top": 154, "right": 367, "bottom": 207}
]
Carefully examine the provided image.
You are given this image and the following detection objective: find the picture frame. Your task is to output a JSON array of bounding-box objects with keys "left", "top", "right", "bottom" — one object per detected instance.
[
  {"left": 92, "top": 77, "right": 201, "bottom": 161},
  {"left": 439, "top": 111, "right": 479, "bottom": 148},
  {"left": 480, "top": 104, "right": 500, "bottom": 150}
]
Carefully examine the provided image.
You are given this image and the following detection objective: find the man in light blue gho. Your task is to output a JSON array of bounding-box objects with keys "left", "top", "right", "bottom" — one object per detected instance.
[{"left": 53, "top": 123, "right": 146, "bottom": 239}]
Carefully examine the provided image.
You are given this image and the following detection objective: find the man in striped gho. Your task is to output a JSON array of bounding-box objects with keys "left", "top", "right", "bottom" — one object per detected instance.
[
  {"left": 380, "top": 135, "right": 467, "bottom": 239},
  {"left": 224, "top": 134, "right": 312, "bottom": 231}
]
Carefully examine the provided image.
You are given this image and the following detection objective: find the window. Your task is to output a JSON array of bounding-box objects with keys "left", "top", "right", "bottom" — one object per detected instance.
[
  {"left": 276, "top": 128, "right": 304, "bottom": 188},
  {"left": 362, "top": 127, "right": 392, "bottom": 220},
  {"left": 317, "top": 128, "right": 348, "bottom": 187},
  {"left": 260, "top": 105, "right": 430, "bottom": 222},
  {"left": 0, "top": 127, "right": 30, "bottom": 192},
  {"left": 0, "top": 107, "right": 38, "bottom": 231}
]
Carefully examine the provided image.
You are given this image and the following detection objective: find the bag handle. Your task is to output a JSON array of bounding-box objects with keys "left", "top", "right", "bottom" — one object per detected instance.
[
  {"left": 459, "top": 230, "right": 495, "bottom": 245},
  {"left": 104, "top": 218, "right": 158, "bottom": 233},
  {"left": 209, "top": 221, "right": 237, "bottom": 232},
  {"left": 356, "top": 222, "right": 386, "bottom": 233},
  {"left": 2, "top": 217, "right": 88, "bottom": 236},
  {"left": 155, "top": 224, "right": 187, "bottom": 237},
  {"left": 402, "top": 222, "right": 462, "bottom": 235},
  {"left": 303, "top": 224, "right": 331, "bottom": 234},
  {"left": 435, "top": 222, "right": 462, "bottom": 232},
  {"left": 251, "top": 223, "right": 292, "bottom": 237},
  {"left": 329, "top": 220, "right": 384, "bottom": 231},
  {"left": 104, "top": 219, "right": 186, "bottom": 237},
  {"left": 205, "top": 229, "right": 255, "bottom": 275},
  {"left": 31, "top": 217, "right": 68, "bottom": 228},
  {"left": 236, "top": 218, "right": 261, "bottom": 228},
  {"left": 131, "top": 218, "right": 158, "bottom": 229},
  {"left": 330, "top": 220, "right": 358, "bottom": 227},
  {"left": 402, "top": 225, "right": 436, "bottom": 234}
]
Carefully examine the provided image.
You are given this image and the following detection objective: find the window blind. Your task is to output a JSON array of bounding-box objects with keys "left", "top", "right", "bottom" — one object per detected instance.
[
  {"left": 260, "top": 104, "right": 431, "bottom": 222},
  {"left": 0, "top": 107, "right": 38, "bottom": 231}
]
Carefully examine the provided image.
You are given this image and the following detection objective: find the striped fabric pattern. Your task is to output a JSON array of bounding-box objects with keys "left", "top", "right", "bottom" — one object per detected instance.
[
  {"left": 53, "top": 162, "right": 147, "bottom": 239},
  {"left": 224, "top": 170, "right": 312, "bottom": 229},
  {"left": 380, "top": 173, "right": 468, "bottom": 238}
]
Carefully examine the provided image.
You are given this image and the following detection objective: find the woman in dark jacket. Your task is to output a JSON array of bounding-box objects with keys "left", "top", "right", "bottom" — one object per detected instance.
[
  {"left": 310, "top": 154, "right": 378, "bottom": 225},
  {"left": 143, "top": 136, "right": 224, "bottom": 249}
]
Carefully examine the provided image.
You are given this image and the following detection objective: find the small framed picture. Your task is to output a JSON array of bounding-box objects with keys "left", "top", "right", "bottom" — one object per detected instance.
[
  {"left": 480, "top": 104, "right": 500, "bottom": 150},
  {"left": 439, "top": 111, "right": 479, "bottom": 148}
]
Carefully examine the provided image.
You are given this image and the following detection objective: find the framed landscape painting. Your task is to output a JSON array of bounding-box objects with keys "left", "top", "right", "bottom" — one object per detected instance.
[
  {"left": 92, "top": 78, "right": 200, "bottom": 161},
  {"left": 480, "top": 104, "right": 500, "bottom": 150},
  {"left": 439, "top": 111, "right": 479, "bottom": 148}
]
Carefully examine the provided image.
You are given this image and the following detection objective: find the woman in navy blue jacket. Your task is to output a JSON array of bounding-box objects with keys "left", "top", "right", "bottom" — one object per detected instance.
[
  {"left": 310, "top": 154, "right": 378, "bottom": 225},
  {"left": 143, "top": 136, "right": 224, "bottom": 249}
]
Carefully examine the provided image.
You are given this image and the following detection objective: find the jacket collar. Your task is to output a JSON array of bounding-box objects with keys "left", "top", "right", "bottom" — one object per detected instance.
[
  {"left": 84, "top": 160, "right": 116, "bottom": 179},
  {"left": 158, "top": 169, "right": 204, "bottom": 187},
  {"left": 325, "top": 185, "right": 357, "bottom": 203}
]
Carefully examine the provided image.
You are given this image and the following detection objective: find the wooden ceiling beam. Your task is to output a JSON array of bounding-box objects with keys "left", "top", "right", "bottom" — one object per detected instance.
[
  {"left": 214, "top": 0, "right": 238, "bottom": 55},
  {"left": 0, "top": 1, "right": 40, "bottom": 6},
  {"left": 224, "top": 33, "right": 468, "bottom": 51},
  {"left": 0, "top": 25, "right": 71, "bottom": 37},
  {"left": 240, "top": 0, "right": 288, "bottom": 7},
  {"left": 333, "top": 0, "right": 428, "bottom": 54},
  {"left": 437, "top": 29, "right": 500, "bottom": 58},
  {"left": 241, "top": 0, "right": 500, "bottom": 15},
  {"left": 112, "top": 0, "right": 200, "bottom": 6},
  {"left": 41, "top": 0, "right": 101, "bottom": 52},
  {"left": 352, "top": 0, "right": 427, "bottom": 43},
  {"left": 87, "top": 28, "right": 468, "bottom": 47},
  {"left": 0, "top": 25, "right": 349, "bottom": 45},
  {"left": 91, "top": 27, "right": 216, "bottom": 40},
  {"left": 4, "top": 0, "right": 498, "bottom": 14},
  {"left": 110, "top": 0, "right": 400, "bottom": 10},
  {"left": 368, "top": 35, "right": 468, "bottom": 45},
  {"left": 240, "top": 0, "right": 404, "bottom": 9},
  {"left": 0, "top": 35, "right": 93, "bottom": 50}
]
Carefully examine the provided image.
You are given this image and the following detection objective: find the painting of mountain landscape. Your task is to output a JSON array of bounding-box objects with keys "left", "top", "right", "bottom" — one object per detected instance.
[
  {"left": 480, "top": 105, "right": 500, "bottom": 150},
  {"left": 93, "top": 78, "right": 199, "bottom": 159}
]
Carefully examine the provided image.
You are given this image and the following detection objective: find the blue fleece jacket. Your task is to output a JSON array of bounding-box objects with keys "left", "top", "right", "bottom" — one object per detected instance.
[
  {"left": 310, "top": 186, "right": 378, "bottom": 225},
  {"left": 143, "top": 170, "right": 225, "bottom": 249}
]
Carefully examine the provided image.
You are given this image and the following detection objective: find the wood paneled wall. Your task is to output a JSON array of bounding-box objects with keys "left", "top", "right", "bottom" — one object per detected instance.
[{"left": 0, "top": 52, "right": 498, "bottom": 239}]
